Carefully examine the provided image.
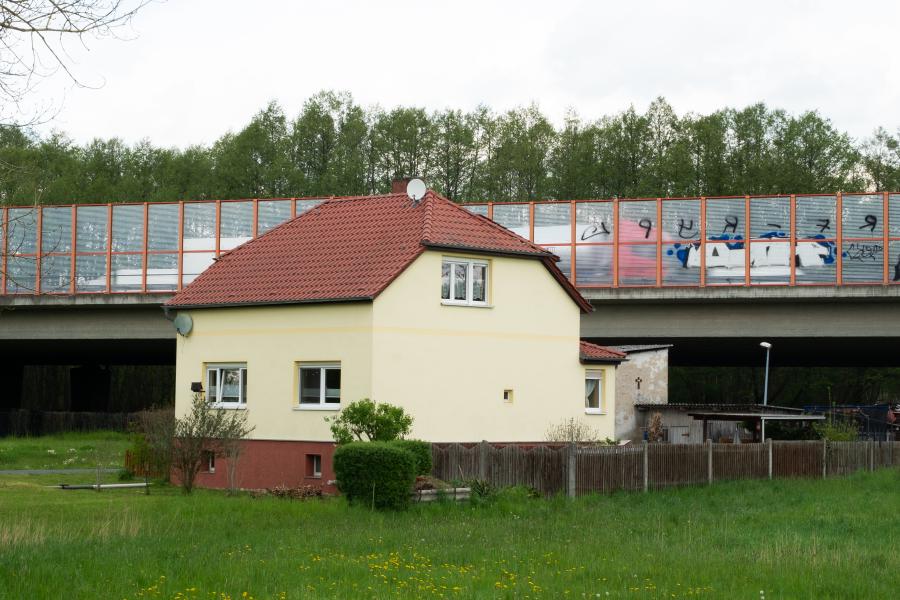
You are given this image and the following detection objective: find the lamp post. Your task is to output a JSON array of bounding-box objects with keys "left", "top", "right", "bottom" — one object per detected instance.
[{"left": 760, "top": 342, "right": 772, "bottom": 442}]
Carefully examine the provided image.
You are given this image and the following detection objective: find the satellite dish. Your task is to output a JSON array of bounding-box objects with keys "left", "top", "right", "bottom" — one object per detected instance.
[
  {"left": 406, "top": 178, "right": 427, "bottom": 203},
  {"left": 173, "top": 313, "right": 193, "bottom": 336}
]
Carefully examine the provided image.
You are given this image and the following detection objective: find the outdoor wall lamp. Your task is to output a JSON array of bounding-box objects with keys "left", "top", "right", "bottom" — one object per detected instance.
[{"left": 190, "top": 382, "right": 204, "bottom": 393}]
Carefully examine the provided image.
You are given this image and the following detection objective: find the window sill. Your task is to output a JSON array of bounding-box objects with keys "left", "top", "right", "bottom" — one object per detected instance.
[
  {"left": 294, "top": 405, "right": 341, "bottom": 411},
  {"left": 584, "top": 409, "right": 607, "bottom": 415},
  {"left": 209, "top": 403, "right": 247, "bottom": 410},
  {"left": 305, "top": 474, "right": 322, "bottom": 480},
  {"left": 441, "top": 300, "right": 493, "bottom": 308}
]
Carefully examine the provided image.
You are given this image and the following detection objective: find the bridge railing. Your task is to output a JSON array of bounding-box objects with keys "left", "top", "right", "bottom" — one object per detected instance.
[
  {"left": 465, "top": 192, "right": 900, "bottom": 288},
  {"left": 1, "top": 193, "right": 898, "bottom": 295}
]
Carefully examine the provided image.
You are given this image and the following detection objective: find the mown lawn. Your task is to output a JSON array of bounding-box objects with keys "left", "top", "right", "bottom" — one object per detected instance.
[
  {"left": 0, "top": 466, "right": 897, "bottom": 599},
  {"left": 0, "top": 431, "right": 131, "bottom": 470}
]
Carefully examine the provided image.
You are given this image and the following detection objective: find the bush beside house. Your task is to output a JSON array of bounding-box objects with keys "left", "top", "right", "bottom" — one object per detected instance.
[{"left": 333, "top": 441, "right": 417, "bottom": 510}]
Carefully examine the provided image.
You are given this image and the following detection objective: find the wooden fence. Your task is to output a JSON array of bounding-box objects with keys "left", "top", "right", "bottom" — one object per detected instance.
[{"left": 431, "top": 440, "right": 900, "bottom": 497}]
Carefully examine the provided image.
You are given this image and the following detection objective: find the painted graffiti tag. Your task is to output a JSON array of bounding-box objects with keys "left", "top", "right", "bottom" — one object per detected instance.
[
  {"left": 676, "top": 218, "right": 698, "bottom": 239},
  {"left": 859, "top": 215, "right": 878, "bottom": 232},
  {"left": 843, "top": 242, "right": 882, "bottom": 262},
  {"left": 580, "top": 222, "right": 611, "bottom": 241}
]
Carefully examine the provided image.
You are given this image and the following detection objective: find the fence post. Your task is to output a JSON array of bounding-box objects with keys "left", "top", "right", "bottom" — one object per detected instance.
[
  {"left": 822, "top": 439, "right": 828, "bottom": 479},
  {"left": 567, "top": 442, "right": 576, "bottom": 498},
  {"left": 706, "top": 439, "right": 713, "bottom": 485},
  {"left": 642, "top": 440, "right": 649, "bottom": 493},
  {"left": 869, "top": 440, "right": 874, "bottom": 472},
  {"left": 767, "top": 439, "right": 773, "bottom": 480},
  {"left": 478, "top": 440, "right": 488, "bottom": 481}
]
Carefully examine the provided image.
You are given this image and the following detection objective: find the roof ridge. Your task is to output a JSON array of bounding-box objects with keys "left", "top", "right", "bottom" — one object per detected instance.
[
  {"left": 428, "top": 193, "right": 555, "bottom": 258},
  {"left": 420, "top": 191, "right": 436, "bottom": 243}
]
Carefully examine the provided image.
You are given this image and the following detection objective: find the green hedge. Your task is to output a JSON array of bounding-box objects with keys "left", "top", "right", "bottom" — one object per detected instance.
[
  {"left": 332, "top": 441, "right": 416, "bottom": 510},
  {"left": 390, "top": 439, "right": 432, "bottom": 476}
]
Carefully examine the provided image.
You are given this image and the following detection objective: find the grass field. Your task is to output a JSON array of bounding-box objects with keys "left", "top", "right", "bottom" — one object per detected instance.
[
  {"left": 0, "top": 462, "right": 897, "bottom": 599},
  {"left": 0, "top": 431, "right": 131, "bottom": 470}
]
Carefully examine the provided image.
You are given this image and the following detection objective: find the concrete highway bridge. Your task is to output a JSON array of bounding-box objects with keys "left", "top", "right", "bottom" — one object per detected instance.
[{"left": 1, "top": 193, "right": 899, "bottom": 368}]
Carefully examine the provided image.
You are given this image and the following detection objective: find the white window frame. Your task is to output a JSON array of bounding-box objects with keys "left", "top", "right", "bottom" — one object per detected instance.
[
  {"left": 307, "top": 454, "right": 322, "bottom": 478},
  {"left": 441, "top": 257, "right": 489, "bottom": 306},
  {"left": 585, "top": 369, "right": 605, "bottom": 414},
  {"left": 297, "top": 363, "right": 341, "bottom": 410},
  {"left": 205, "top": 363, "right": 247, "bottom": 409}
]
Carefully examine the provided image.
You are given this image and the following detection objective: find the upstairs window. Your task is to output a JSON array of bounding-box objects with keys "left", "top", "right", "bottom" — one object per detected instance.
[
  {"left": 585, "top": 370, "right": 605, "bottom": 414},
  {"left": 299, "top": 364, "right": 341, "bottom": 408},
  {"left": 441, "top": 258, "right": 488, "bottom": 305},
  {"left": 206, "top": 364, "right": 247, "bottom": 407}
]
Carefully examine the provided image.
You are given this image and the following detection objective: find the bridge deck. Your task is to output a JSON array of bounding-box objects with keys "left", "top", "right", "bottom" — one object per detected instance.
[{"left": 2, "top": 192, "right": 899, "bottom": 296}]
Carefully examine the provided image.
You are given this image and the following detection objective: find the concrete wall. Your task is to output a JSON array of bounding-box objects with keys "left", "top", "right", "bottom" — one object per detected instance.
[
  {"left": 372, "top": 250, "right": 615, "bottom": 441},
  {"left": 174, "top": 302, "right": 374, "bottom": 441},
  {"left": 614, "top": 348, "right": 668, "bottom": 442}
]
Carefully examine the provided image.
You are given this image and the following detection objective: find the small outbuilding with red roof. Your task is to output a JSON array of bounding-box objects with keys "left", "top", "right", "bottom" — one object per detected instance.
[{"left": 166, "top": 187, "right": 625, "bottom": 490}]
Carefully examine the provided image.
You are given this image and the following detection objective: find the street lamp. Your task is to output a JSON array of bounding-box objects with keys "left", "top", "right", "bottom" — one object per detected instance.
[{"left": 760, "top": 342, "right": 772, "bottom": 442}]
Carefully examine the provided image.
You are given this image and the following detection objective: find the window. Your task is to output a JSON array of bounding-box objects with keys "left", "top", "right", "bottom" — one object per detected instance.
[
  {"left": 206, "top": 364, "right": 247, "bottom": 406},
  {"left": 298, "top": 364, "right": 341, "bottom": 408},
  {"left": 441, "top": 258, "right": 488, "bottom": 305},
  {"left": 204, "top": 451, "right": 216, "bottom": 473},
  {"left": 585, "top": 370, "right": 604, "bottom": 413},
  {"left": 306, "top": 454, "right": 322, "bottom": 478},
  {"left": 503, "top": 389, "right": 514, "bottom": 403}
]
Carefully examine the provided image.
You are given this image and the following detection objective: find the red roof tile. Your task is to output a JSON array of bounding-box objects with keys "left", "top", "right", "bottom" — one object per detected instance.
[
  {"left": 166, "top": 190, "right": 592, "bottom": 312},
  {"left": 580, "top": 341, "right": 627, "bottom": 362}
]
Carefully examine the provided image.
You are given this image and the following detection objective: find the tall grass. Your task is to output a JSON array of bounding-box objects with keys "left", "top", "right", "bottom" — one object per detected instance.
[{"left": 0, "top": 469, "right": 897, "bottom": 598}]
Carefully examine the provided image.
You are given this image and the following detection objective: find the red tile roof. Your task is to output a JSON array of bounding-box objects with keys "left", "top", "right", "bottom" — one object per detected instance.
[
  {"left": 580, "top": 341, "right": 627, "bottom": 363},
  {"left": 166, "top": 190, "right": 592, "bottom": 312}
]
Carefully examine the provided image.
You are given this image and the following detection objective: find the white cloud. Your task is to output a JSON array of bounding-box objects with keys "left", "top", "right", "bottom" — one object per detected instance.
[{"left": 26, "top": 0, "right": 900, "bottom": 146}]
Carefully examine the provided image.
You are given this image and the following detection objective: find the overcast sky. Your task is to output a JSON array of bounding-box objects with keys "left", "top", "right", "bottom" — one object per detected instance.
[{"left": 26, "top": 0, "right": 900, "bottom": 147}]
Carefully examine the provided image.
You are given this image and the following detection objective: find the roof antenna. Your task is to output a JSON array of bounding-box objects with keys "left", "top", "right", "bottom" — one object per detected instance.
[{"left": 406, "top": 178, "right": 426, "bottom": 206}]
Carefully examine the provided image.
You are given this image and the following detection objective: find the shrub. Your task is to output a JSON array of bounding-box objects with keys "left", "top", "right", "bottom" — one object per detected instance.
[
  {"left": 544, "top": 417, "right": 601, "bottom": 443},
  {"left": 390, "top": 439, "right": 432, "bottom": 476},
  {"left": 325, "top": 399, "right": 413, "bottom": 445},
  {"left": 815, "top": 417, "right": 859, "bottom": 441},
  {"left": 333, "top": 441, "right": 416, "bottom": 510}
]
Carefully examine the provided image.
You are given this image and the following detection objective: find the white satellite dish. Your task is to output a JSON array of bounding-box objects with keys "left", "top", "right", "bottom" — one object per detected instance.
[
  {"left": 406, "top": 178, "right": 427, "bottom": 203},
  {"left": 173, "top": 313, "right": 193, "bottom": 336}
]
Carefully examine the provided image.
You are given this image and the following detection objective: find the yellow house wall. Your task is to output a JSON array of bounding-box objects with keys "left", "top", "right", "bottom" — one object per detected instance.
[
  {"left": 173, "top": 303, "right": 373, "bottom": 441},
  {"left": 371, "top": 251, "right": 616, "bottom": 442}
]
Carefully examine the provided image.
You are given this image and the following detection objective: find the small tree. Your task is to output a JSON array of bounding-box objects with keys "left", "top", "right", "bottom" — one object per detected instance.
[
  {"left": 325, "top": 399, "right": 413, "bottom": 445},
  {"left": 172, "top": 392, "right": 254, "bottom": 494},
  {"left": 647, "top": 412, "right": 665, "bottom": 442},
  {"left": 544, "top": 417, "right": 602, "bottom": 444},
  {"left": 221, "top": 414, "right": 255, "bottom": 495}
]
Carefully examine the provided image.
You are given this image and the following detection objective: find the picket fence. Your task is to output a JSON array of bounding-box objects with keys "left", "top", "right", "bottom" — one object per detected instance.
[{"left": 431, "top": 440, "right": 900, "bottom": 497}]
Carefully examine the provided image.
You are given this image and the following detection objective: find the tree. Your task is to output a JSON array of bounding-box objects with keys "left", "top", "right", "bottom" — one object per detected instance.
[
  {"left": 0, "top": 1, "right": 149, "bottom": 125},
  {"left": 171, "top": 392, "right": 254, "bottom": 494},
  {"left": 325, "top": 399, "right": 413, "bottom": 445}
]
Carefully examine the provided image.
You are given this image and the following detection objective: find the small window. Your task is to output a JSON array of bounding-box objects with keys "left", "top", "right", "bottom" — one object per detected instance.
[
  {"left": 503, "top": 389, "right": 514, "bottom": 403},
  {"left": 441, "top": 258, "right": 488, "bottom": 305},
  {"left": 299, "top": 364, "right": 341, "bottom": 408},
  {"left": 204, "top": 451, "right": 216, "bottom": 474},
  {"left": 306, "top": 454, "right": 322, "bottom": 478},
  {"left": 206, "top": 364, "right": 247, "bottom": 406},
  {"left": 585, "top": 370, "right": 604, "bottom": 413}
]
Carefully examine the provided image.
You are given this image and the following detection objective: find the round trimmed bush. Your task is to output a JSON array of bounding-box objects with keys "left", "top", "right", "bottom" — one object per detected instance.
[
  {"left": 390, "top": 439, "right": 432, "bottom": 476},
  {"left": 333, "top": 441, "right": 416, "bottom": 510}
]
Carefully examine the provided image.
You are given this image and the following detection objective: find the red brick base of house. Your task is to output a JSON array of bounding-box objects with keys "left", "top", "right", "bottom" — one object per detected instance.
[{"left": 190, "top": 439, "right": 338, "bottom": 493}]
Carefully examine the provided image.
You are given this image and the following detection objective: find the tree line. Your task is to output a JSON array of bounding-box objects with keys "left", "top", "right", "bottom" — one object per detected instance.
[{"left": 1, "top": 90, "right": 899, "bottom": 207}]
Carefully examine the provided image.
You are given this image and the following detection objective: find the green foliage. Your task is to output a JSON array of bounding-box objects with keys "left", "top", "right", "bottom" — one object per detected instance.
[
  {"left": 332, "top": 441, "right": 416, "bottom": 510},
  {"left": 389, "top": 439, "right": 432, "bottom": 476},
  {"left": 815, "top": 418, "right": 860, "bottom": 441},
  {"left": 325, "top": 399, "right": 413, "bottom": 445},
  {"left": 1, "top": 93, "right": 893, "bottom": 207},
  {"left": 544, "top": 417, "right": 601, "bottom": 443}
]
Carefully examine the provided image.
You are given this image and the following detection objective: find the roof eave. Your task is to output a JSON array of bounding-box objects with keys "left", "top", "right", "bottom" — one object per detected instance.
[
  {"left": 420, "top": 241, "right": 553, "bottom": 259},
  {"left": 164, "top": 296, "right": 374, "bottom": 310},
  {"left": 580, "top": 357, "right": 626, "bottom": 364}
]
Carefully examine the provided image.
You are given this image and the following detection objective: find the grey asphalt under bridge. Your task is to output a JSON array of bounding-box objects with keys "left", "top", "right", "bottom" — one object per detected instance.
[{"left": 1, "top": 286, "right": 899, "bottom": 367}]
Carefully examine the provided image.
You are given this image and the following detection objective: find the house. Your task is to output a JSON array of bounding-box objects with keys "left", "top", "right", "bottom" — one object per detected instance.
[
  {"left": 165, "top": 185, "right": 626, "bottom": 490},
  {"left": 608, "top": 345, "right": 671, "bottom": 442}
]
